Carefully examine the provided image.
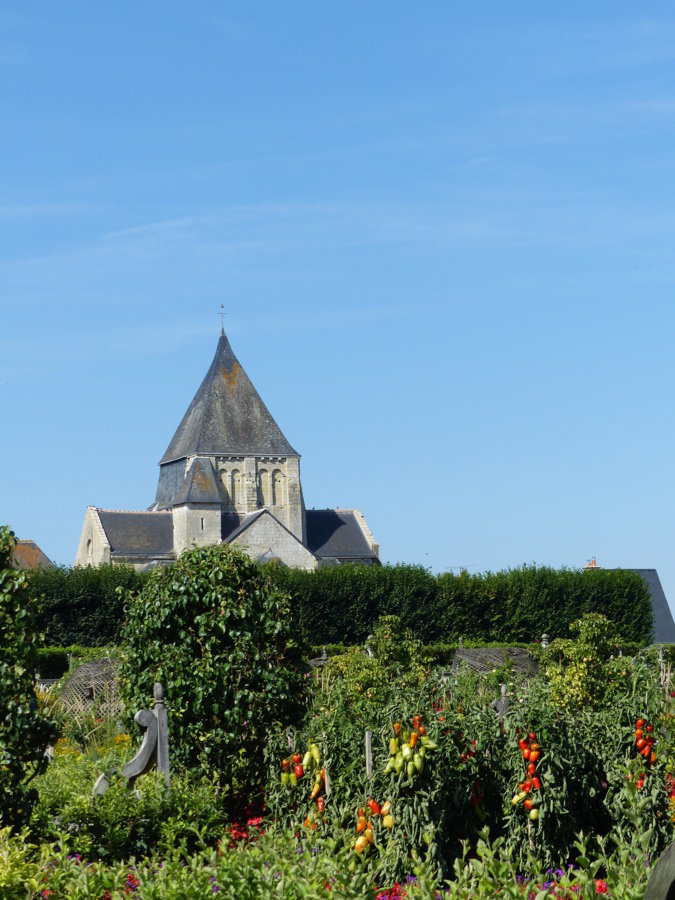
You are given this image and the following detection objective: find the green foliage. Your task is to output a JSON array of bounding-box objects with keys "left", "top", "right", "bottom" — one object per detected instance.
[
  {"left": 271, "top": 563, "right": 439, "bottom": 645},
  {"left": 1, "top": 826, "right": 379, "bottom": 899},
  {"left": 319, "top": 615, "right": 430, "bottom": 727},
  {"left": 26, "top": 563, "right": 147, "bottom": 646},
  {"left": 371, "top": 614, "right": 430, "bottom": 676},
  {"left": 35, "top": 647, "right": 70, "bottom": 679},
  {"left": 32, "top": 747, "right": 229, "bottom": 862},
  {"left": 271, "top": 563, "right": 654, "bottom": 647},
  {"left": 0, "top": 526, "right": 59, "bottom": 828},
  {"left": 266, "top": 614, "right": 673, "bottom": 885},
  {"left": 544, "top": 613, "right": 631, "bottom": 709},
  {"left": 118, "top": 544, "right": 306, "bottom": 792},
  {"left": 37, "top": 644, "right": 118, "bottom": 679},
  {"left": 434, "top": 565, "right": 653, "bottom": 645},
  {"left": 445, "top": 827, "right": 654, "bottom": 899}
]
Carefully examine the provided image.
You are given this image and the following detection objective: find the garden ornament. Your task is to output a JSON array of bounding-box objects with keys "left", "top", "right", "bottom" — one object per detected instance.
[{"left": 93, "top": 682, "right": 170, "bottom": 796}]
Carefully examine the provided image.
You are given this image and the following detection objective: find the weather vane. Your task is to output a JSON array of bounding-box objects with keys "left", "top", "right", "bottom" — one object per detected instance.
[{"left": 219, "top": 304, "right": 226, "bottom": 330}]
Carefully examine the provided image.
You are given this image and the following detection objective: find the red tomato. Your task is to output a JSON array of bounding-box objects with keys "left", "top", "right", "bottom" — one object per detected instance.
[
  {"left": 527, "top": 762, "right": 537, "bottom": 775},
  {"left": 291, "top": 753, "right": 302, "bottom": 764},
  {"left": 294, "top": 764, "right": 304, "bottom": 778},
  {"left": 532, "top": 776, "right": 541, "bottom": 790},
  {"left": 636, "top": 718, "right": 645, "bottom": 729},
  {"left": 636, "top": 737, "right": 646, "bottom": 750},
  {"left": 519, "top": 739, "right": 528, "bottom": 751},
  {"left": 522, "top": 748, "right": 531, "bottom": 761},
  {"left": 524, "top": 798, "right": 533, "bottom": 810},
  {"left": 528, "top": 732, "right": 537, "bottom": 741},
  {"left": 529, "top": 750, "right": 540, "bottom": 763}
]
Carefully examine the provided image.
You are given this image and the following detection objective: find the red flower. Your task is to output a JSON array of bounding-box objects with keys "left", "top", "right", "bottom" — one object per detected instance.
[{"left": 595, "top": 879, "right": 608, "bottom": 894}]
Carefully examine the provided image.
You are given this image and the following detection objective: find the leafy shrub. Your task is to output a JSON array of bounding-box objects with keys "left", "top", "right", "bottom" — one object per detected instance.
[
  {"left": 26, "top": 563, "right": 147, "bottom": 646},
  {"left": 0, "top": 526, "right": 59, "bottom": 827},
  {"left": 119, "top": 543, "right": 306, "bottom": 792},
  {"left": 32, "top": 746, "right": 228, "bottom": 862},
  {"left": 544, "top": 613, "right": 631, "bottom": 709}
]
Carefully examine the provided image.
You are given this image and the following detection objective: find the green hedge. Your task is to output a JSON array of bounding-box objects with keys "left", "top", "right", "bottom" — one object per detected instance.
[
  {"left": 25, "top": 561, "right": 655, "bottom": 649},
  {"left": 272, "top": 564, "right": 653, "bottom": 647},
  {"left": 25, "top": 564, "right": 147, "bottom": 646}
]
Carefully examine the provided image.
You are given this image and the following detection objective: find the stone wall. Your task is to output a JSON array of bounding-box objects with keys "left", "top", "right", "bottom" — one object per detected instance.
[
  {"left": 173, "top": 504, "right": 222, "bottom": 553},
  {"left": 74, "top": 507, "right": 111, "bottom": 567},
  {"left": 230, "top": 511, "right": 317, "bottom": 570}
]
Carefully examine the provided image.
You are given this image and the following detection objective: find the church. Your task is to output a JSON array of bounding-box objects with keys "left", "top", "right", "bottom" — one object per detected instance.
[{"left": 75, "top": 329, "right": 380, "bottom": 571}]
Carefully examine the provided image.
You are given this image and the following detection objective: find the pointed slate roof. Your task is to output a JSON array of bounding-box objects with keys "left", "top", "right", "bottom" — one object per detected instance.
[
  {"left": 160, "top": 331, "right": 298, "bottom": 464},
  {"left": 174, "top": 458, "right": 222, "bottom": 505}
]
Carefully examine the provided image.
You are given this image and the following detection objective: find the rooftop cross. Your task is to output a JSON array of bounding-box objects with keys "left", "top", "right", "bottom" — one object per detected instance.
[{"left": 219, "top": 304, "right": 226, "bottom": 334}]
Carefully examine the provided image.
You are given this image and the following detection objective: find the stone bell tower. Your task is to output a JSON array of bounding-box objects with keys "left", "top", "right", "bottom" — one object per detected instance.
[{"left": 153, "top": 329, "right": 306, "bottom": 552}]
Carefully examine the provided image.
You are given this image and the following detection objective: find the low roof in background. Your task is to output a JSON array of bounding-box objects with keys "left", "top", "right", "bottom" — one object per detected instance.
[{"left": 11, "top": 540, "right": 53, "bottom": 570}]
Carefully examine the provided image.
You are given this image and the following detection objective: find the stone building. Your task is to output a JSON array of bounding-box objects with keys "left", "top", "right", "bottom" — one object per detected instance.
[{"left": 75, "top": 329, "right": 380, "bottom": 571}]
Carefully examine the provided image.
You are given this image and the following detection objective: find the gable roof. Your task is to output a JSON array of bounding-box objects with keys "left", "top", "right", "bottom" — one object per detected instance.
[
  {"left": 174, "top": 458, "right": 222, "bottom": 505},
  {"left": 11, "top": 540, "right": 53, "bottom": 570},
  {"left": 160, "top": 330, "right": 298, "bottom": 464},
  {"left": 97, "top": 510, "right": 174, "bottom": 559},
  {"left": 306, "top": 509, "right": 378, "bottom": 560}
]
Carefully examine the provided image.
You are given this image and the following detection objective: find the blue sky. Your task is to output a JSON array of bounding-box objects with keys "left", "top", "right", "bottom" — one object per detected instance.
[{"left": 3, "top": 3, "right": 675, "bottom": 623}]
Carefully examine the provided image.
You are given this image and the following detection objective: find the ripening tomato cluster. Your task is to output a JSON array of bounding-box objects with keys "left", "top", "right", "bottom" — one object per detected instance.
[
  {"left": 511, "top": 729, "right": 543, "bottom": 822},
  {"left": 353, "top": 798, "right": 394, "bottom": 854},
  {"left": 280, "top": 740, "right": 323, "bottom": 793},
  {"left": 634, "top": 718, "right": 657, "bottom": 765},
  {"left": 459, "top": 735, "right": 476, "bottom": 764},
  {"left": 384, "top": 716, "right": 438, "bottom": 782}
]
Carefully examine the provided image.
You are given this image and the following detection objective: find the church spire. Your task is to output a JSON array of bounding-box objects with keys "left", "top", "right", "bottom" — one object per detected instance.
[{"left": 158, "top": 331, "right": 298, "bottom": 465}]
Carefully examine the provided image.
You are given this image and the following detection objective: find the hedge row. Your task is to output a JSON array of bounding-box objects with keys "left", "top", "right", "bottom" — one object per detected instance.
[
  {"left": 25, "top": 561, "right": 654, "bottom": 648},
  {"left": 25, "top": 564, "right": 147, "bottom": 646},
  {"left": 270, "top": 563, "right": 654, "bottom": 646}
]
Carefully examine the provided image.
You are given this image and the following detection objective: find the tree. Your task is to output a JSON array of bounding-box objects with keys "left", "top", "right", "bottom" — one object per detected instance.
[{"left": 0, "top": 526, "right": 58, "bottom": 826}]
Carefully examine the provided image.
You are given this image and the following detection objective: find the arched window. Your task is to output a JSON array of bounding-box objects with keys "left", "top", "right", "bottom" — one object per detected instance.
[
  {"left": 220, "top": 470, "right": 231, "bottom": 505},
  {"left": 272, "top": 469, "right": 283, "bottom": 505},
  {"left": 231, "top": 469, "right": 242, "bottom": 508},
  {"left": 257, "top": 469, "right": 270, "bottom": 506}
]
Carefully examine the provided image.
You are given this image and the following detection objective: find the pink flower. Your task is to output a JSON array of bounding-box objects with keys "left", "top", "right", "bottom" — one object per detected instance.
[{"left": 595, "top": 879, "right": 608, "bottom": 894}]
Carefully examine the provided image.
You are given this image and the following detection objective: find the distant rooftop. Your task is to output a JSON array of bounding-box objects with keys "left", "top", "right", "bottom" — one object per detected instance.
[{"left": 11, "top": 540, "right": 53, "bottom": 570}]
